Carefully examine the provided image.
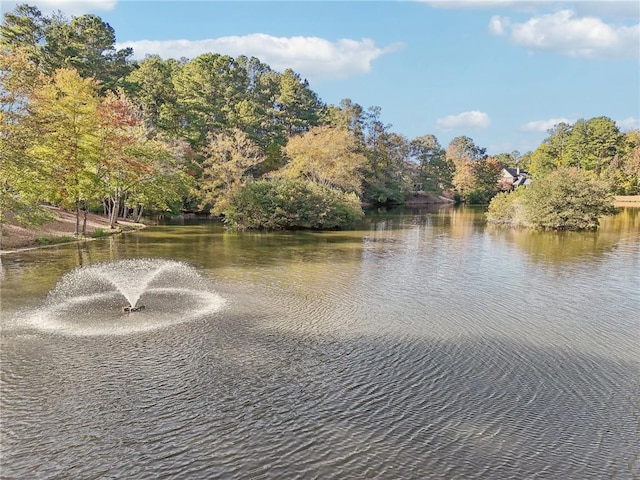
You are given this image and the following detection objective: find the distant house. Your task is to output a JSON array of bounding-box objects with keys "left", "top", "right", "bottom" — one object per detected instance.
[{"left": 500, "top": 167, "right": 532, "bottom": 191}]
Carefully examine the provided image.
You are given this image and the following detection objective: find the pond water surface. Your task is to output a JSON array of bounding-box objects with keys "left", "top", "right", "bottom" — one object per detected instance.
[{"left": 1, "top": 207, "right": 639, "bottom": 479}]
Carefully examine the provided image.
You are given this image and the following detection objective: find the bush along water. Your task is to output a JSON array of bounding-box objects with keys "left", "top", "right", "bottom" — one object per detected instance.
[
  {"left": 486, "top": 168, "right": 617, "bottom": 230},
  {"left": 223, "top": 178, "right": 364, "bottom": 230}
]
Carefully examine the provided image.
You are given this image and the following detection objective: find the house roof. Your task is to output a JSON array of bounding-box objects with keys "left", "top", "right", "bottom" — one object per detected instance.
[{"left": 503, "top": 168, "right": 529, "bottom": 177}]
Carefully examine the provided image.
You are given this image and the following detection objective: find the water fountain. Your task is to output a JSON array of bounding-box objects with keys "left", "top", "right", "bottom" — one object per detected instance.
[{"left": 28, "top": 259, "right": 227, "bottom": 336}]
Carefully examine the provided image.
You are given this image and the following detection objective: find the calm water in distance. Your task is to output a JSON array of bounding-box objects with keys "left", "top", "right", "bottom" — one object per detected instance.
[{"left": 1, "top": 206, "right": 639, "bottom": 479}]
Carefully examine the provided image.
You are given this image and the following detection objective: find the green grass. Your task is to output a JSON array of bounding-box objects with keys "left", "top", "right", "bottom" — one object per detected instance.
[
  {"left": 35, "top": 235, "right": 75, "bottom": 246},
  {"left": 91, "top": 228, "right": 108, "bottom": 238}
]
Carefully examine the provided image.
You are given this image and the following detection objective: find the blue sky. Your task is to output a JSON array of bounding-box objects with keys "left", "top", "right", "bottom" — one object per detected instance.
[{"left": 6, "top": 0, "right": 639, "bottom": 154}]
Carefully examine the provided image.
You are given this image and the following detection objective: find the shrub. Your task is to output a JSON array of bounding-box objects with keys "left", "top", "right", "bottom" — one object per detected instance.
[
  {"left": 486, "top": 188, "right": 528, "bottom": 226},
  {"left": 486, "top": 168, "right": 616, "bottom": 230},
  {"left": 523, "top": 168, "right": 616, "bottom": 230},
  {"left": 91, "top": 228, "right": 107, "bottom": 238},
  {"left": 224, "top": 178, "right": 364, "bottom": 230}
]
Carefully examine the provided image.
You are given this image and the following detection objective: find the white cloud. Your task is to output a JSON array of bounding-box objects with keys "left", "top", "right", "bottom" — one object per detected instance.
[
  {"left": 117, "top": 35, "right": 402, "bottom": 82},
  {"left": 521, "top": 117, "right": 573, "bottom": 132},
  {"left": 489, "top": 10, "right": 639, "bottom": 59},
  {"left": 436, "top": 111, "right": 491, "bottom": 129},
  {"left": 488, "top": 15, "right": 510, "bottom": 35},
  {"left": 617, "top": 117, "right": 640, "bottom": 130}
]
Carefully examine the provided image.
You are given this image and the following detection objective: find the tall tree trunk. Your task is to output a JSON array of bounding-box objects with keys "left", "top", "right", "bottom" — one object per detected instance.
[
  {"left": 82, "top": 201, "right": 88, "bottom": 236},
  {"left": 109, "top": 197, "right": 119, "bottom": 228},
  {"left": 122, "top": 192, "right": 129, "bottom": 219},
  {"left": 75, "top": 199, "right": 81, "bottom": 236},
  {"left": 134, "top": 205, "right": 144, "bottom": 223}
]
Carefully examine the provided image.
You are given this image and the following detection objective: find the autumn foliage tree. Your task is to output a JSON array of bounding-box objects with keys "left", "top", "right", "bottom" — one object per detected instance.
[
  {"left": 281, "top": 126, "right": 367, "bottom": 194},
  {"left": 448, "top": 136, "right": 499, "bottom": 203},
  {"left": 0, "top": 50, "right": 48, "bottom": 225},
  {"left": 199, "top": 129, "right": 265, "bottom": 215},
  {"left": 29, "top": 68, "right": 100, "bottom": 235}
]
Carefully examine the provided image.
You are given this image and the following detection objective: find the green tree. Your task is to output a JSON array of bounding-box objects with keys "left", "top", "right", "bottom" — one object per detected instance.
[
  {"left": 229, "top": 57, "right": 287, "bottom": 172},
  {"left": 95, "top": 92, "right": 193, "bottom": 227},
  {"left": 466, "top": 156, "right": 501, "bottom": 204},
  {"left": 360, "top": 106, "right": 412, "bottom": 204},
  {"left": 324, "top": 98, "right": 366, "bottom": 146},
  {"left": 124, "top": 55, "right": 178, "bottom": 136},
  {"left": 121, "top": 138, "right": 194, "bottom": 222},
  {"left": 224, "top": 178, "right": 363, "bottom": 230},
  {"left": 0, "top": 50, "right": 49, "bottom": 225},
  {"left": 29, "top": 68, "right": 100, "bottom": 235},
  {"left": 2, "top": 5, "right": 133, "bottom": 92},
  {"left": 447, "top": 135, "right": 487, "bottom": 163},
  {"left": 410, "top": 134, "right": 453, "bottom": 193},
  {"left": 275, "top": 68, "right": 323, "bottom": 137},
  {"left": 171, "top": 53, "right": 248, "bottom": 150},
  {"left": 199, "top": 129, "right": 265, "bottom": 215},
  {"left": 604, "top": 130, "right": 640, "bottom": 194},
  {"left": 0, "top": 4, "right": 48, "bottom": 64},
  {"left": 530, "top": 118, "right": 623, "bottom": 179},
  {"left": 487, "top": 167, "right": 616, "bottom": 230},
  {"left": 41, "top": 12, "right": 133, "bottom": 92},
  {"left": 528, "top": 143, "right": 559, "bottom": 178},
  {"left": 574, "top": 117, "right": 621, "bottom": 174}
]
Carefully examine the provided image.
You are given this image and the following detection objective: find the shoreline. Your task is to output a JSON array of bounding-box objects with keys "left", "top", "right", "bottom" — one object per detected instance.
[
  {"left": 0, "top": 206, "right": 146, "bottom": 254},
  {"left": 2, "top": 196, "right": 638, "bottom": 254}
]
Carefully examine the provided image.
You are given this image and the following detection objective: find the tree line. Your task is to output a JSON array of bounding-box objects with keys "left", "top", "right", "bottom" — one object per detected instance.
[{"left": 2, "top": 4, "right": 638, "bottom": 231}]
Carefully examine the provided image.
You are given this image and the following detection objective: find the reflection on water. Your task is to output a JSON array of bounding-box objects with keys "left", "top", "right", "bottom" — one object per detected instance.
[
  {"left": 488, "top": 207, "right": 640, "bottom": 264},
  {"left": 1, "top": 207, "right": 639, "bottom": 479}
]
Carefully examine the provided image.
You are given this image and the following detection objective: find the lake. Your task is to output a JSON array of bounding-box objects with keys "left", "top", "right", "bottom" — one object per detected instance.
[{"left": 1, "top": 206, "right": 638, "bottom": 479}]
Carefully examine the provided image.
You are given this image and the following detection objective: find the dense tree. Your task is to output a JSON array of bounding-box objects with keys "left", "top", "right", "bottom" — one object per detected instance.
[
  {"left": 2, "top": 4, "right": 133, "bottom": 93},
  {"left": 118, "top": 138, "right": 194, "bottom": 222},
  {"left": 528, "top": 143, "right": 559, "bottom": 178},
  {"left": 487, "top": 168, "right": 616, "bottom": 230},
  {"left": 3, "top": 4, "right": 637, "bottom": 234},
  {"left": 604, "top": 130, "right": 640, "bottom": 194},
  {"left": 124, "top": 55, "right": 178, "bottom": 136},
  {"left": 529, "top": 118, "right": 623, "bottom": 179},
  {"left": 224, "top": 178, "right": 363, "bottom": 230},
  {"left": 96, "top": 91, "right": 145, "bottom": 227},
  {"left": 566, "top": 117, "right": 622, "bottom": 174},
  {"left": 448, "top": 136, "right": 497, "bottom": 203},
  {"left": 29, "top": 68, "right": 100, "bottom": 234},
  {"left": 199, "top": 129, "right": 265, "bottom": 215},
  {"left": 0, "top": 4, "right": 48, "bottom": 63},
  {"left": 170, "top": 53, "right": 246, "bottom": 149},
  {"left": 275, "top": 68, "right": 323, "bottom": 137},
  {"left": 232, "top": 56, "right": 285, "bottom": 171},
  {"left": 361, "top": 106, "right": 413, "bottom": 204},
  {"left": 447, "top": 135, "right": 487, "bottom": 163},
  {"left": 468, "top": 156, "right": 501, "bottom": 204},
  {"left": 0, "top": 50, "right": 49, "bottom": 225},
  {"left": 41, "top": 13, "right": 133, "bottom": 92},
  {"left": 325, "top": 98, "right": 366, "bottom": 146},
  {"left": 282, "top": 126, "right": 367, "bottom": 194},
  {"left": 528, "top": 123, "right": 570, "bottom": 178},
  {"left": 96, "top": 92, "right": 193, "bottom": 226},
  {"left": 410, "top": 134, "right": 453, "bottom": 193}
]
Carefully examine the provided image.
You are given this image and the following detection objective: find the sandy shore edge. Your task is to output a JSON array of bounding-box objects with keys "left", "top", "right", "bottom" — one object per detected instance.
[{"left": 1, "top": 206, "right": 146, "bottom": 254}]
